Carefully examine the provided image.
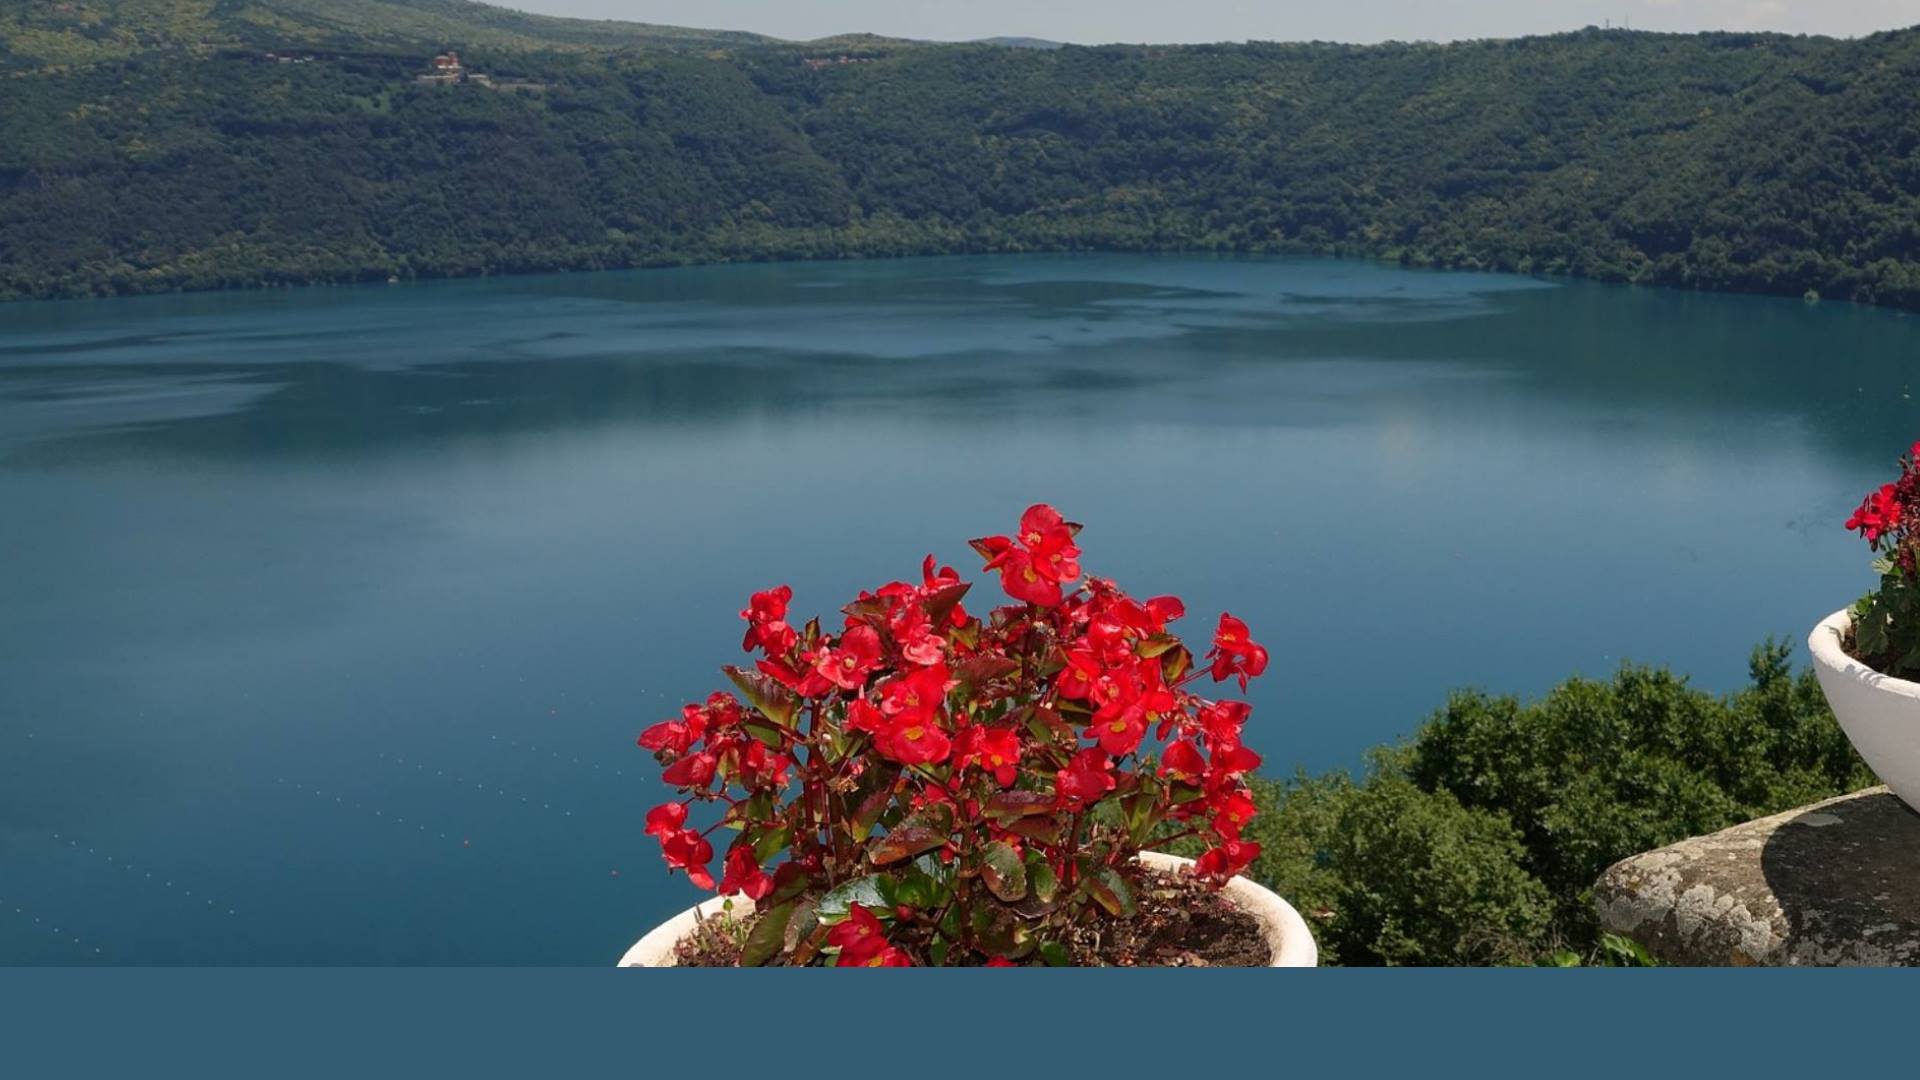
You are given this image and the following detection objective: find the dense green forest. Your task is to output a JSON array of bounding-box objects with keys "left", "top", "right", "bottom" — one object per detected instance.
[
  {"left": 5, "top": 0, "right": 1920, "bottom": 305},
  {"left": 1236, "top": 643, "right": 1873, "bottom": 966}
]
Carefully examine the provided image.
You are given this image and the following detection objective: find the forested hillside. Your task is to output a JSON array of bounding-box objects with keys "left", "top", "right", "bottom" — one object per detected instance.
[{"left": 6, "top": 0, "right": 1920, "bottom": 306}]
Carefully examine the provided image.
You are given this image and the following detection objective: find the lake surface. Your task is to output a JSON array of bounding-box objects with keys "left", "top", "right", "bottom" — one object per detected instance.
[{"left": 1, "top": 254, "right": 1914, "bottom": 963}]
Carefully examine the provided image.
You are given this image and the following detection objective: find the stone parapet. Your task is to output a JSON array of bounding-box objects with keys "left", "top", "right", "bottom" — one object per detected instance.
[{"left": 1594, "top": 787, "right": 1920, "bottom": 966}]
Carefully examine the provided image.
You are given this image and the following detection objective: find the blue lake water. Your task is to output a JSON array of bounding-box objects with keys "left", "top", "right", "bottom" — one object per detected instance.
[{"left": 1, "top": 253, "right": 1914, "bottom": 963}]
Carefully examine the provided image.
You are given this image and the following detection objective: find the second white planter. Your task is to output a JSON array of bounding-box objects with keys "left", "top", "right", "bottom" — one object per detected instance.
[{"left": 1808, "top": 607, "right": 1920, "bottom": 814}]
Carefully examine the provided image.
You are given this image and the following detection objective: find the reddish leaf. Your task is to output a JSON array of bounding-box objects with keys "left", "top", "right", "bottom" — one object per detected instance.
[
  {"left": 868, "top": 826, "right": 945, "bottom": 866},
  {"left": 922, "top": 580, "right": 972, "bottom": 626},
  {"left": 985, "top": 790, "right": 1056, "bottom": 821},
  {"left": 955, "top": 654, "right": 1019, "bottom": 688},
  {"left": 1005, "top": 816, "right": 1064, "bottom": 845},
  {"left": 722, "top": 665, "right": 799, "bottom": 728}
]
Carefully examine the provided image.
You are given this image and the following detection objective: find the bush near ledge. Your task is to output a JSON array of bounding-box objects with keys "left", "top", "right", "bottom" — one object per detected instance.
[{"left": 1238, "top": 643, "right": 1873, "bottom": 966}]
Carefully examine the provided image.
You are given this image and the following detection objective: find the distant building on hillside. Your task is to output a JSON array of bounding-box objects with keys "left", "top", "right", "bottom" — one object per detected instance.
[
  {"left": 414, "top": 49, "right": 543, "bottom": 91},
  {"left": 417, "top": 50, "right": 466, "bottom": 85}
]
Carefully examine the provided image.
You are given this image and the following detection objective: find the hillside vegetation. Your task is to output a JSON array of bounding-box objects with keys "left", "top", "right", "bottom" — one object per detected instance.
[{"left": 5, "top": 1, "right": 1920, "bottom": 306}]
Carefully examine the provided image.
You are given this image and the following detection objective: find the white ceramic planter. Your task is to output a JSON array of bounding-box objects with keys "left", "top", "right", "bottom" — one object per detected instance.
[
  {"left": 618, "top": 849, "right": 1318, "bottom": 967},
  {"left": 1809, "top": 607, "right": 1920, "bottom": 814}
]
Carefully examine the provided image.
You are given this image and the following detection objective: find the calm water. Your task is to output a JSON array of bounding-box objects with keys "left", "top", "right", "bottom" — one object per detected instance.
[{"left": 1, "top": 254, "right": 1914, "bottom": 963}]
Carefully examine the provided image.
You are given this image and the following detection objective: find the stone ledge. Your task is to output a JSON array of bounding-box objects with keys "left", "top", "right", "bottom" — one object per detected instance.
[{"left": 1594, "top": 786, "right": 1920, "bottom": 965}]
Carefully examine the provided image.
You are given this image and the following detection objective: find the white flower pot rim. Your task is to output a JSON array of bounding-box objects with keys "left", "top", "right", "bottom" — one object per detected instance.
[
  {"left": 1808, "top": 607, "right": 1920, "bottom": 815},
  {"left": 1808, "top": 607, "right": 1920, "bottom": 696},
  {"left": 617, "top": 849, "right": 1318, "bottom": 967}
]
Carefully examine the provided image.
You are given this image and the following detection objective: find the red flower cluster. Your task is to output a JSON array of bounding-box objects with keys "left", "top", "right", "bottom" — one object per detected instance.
[
  {"left": 1845, "top": 441, "right": 1920, "bottom": 677},
  {"left": 637, "top": 505, "right": 1271, "bottom": 966},
  {"left": 1847, "top": 440, "right": 1920, "bottom": 569}
]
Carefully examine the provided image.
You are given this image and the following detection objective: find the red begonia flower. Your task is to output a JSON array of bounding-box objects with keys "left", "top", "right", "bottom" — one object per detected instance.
[
  {"left": 717, "top": 844, "right": 773, "bottom": 901},
  {"left": 957, "top": 725, "right": 1023, "bottom": 787},
  {"left": 879, "top": 664, "right": 951, "bottom": 723},
  {"left": 1847, "top": 483, "right": 1902, "bottom": 544},
  {"left": 740, "top": 585, "right": 796, "bottom": 653},
  {"left": 644, "top": 801, "right": 687, "bottom": 838},
  {"left": 1208, "top": 787, "right": 1258, "bottom": 840},
  {"left": 829, "top": 903, "right": 890, "bottom": 966},
  {"left": 637, "top": 704, "right": 706, "bottom": 756},
  {"left": 815, "top": 624, "right": 884, "bottom": 691},
  {"left": 1093, "top": 705, "right": 1148, "bottom": 757},
  {"left": 1160, "top": 739, "right": 1207, "bottom": 782},
  {"left": 757, "top": 654, "right": 833, "bottom": 699},
  {"left": 1056, "top": 748, "right": 1116, "bottom": 806},
  {"left": 660, "top": 750, "right": 717, "bottom": 790},
  {"left": 877, "top": 714, "right": 951, "bottom": 767},
  {"left": 659, "top": 828, "right": 715, "bottom": 890},
  {"left": 1207, "top": 613, "right": 1269, "bottom": 690},
  {"left": 1194, "top": 838, "right": 1261, "bottom": 882}
]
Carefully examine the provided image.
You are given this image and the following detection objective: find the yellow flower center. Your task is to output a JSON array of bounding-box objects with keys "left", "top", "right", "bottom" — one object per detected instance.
[{"left": 904, "top": 726, "right": 925, "bottom": 742}]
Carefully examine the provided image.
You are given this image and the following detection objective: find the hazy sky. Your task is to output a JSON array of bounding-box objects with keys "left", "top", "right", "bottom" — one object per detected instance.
[{"left": 506, "top": 1, "right": 1920, "bottom": 44}]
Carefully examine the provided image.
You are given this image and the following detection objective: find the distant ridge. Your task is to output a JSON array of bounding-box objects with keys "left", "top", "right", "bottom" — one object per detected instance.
[
  {"left": 0, "top": 0, "right": 914, "bottom": 62},
  {"left": 972, "top": 36, "right": 1067, "bottom": 50},
  {"left": 6, "top": 10, "right": 1920, "bottom": 312}
]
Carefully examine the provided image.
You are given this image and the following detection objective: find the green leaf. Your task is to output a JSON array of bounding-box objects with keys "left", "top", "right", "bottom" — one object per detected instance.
[
  {"left": 980, "top": 841, "right": 1028, "bottom": 901},
  {"left": 783, "top": 898, "right": 818, "bottom": 955},
  {"left": 722, "top": 665, "right": 798, "bottom": 728},
  {"left": 750, "top": 825, "right": 791, "bottom": 864},
  {"left": 889, "top": 852, "right": 954, "bottom": 910},
  {"left": 817, "top": 875, "right": 887, "bottom": 919},
  {"left": 740, "top": 901, "right": 796, "bottom": 967},
  {"left": 911, "top": 852, "right": 955, "bottom": 884},
  {"left": 1037, "top": 940, "right": 1071, "bottom": 967},
  {"left": 969, "top": 903, "right": 1035, "bottom": 959},
  {"left": 1087, "top": 798, "right": 1126, "bottom": 830},
  {"left": 849, "top": 766, "right": 901, "bottom": 843},
  {"left": 1083, "top": 865, "right": 1138, "bottom": 917},
  {"left": 741, "top": 718, "right": 786, "bottom": 749},
  {"left": 1137, "top": 633, "right": 1180, "bottom": 658},
  {"left": 1123, "top": 781, "right": 1162, "bottom": 847},
  {"left": 1160, "top": 645, "right": 1193, "bottom": 684},
  {"left": 1028, "top": 706, "right": 1077, "bottom": 742},
  {"left": 1026, "top": 852, "right": 1058, "bottom": 903}
]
